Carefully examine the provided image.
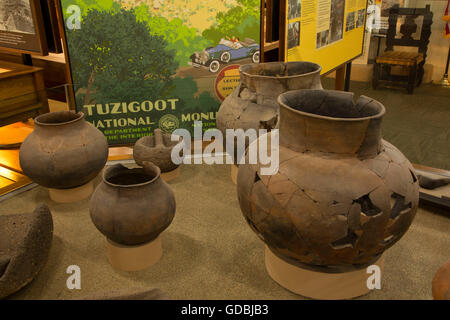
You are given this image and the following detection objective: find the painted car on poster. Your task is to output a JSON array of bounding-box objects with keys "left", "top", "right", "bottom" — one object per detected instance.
[{"left": 189, "top": 38, "right": 260, "bottom": 73}]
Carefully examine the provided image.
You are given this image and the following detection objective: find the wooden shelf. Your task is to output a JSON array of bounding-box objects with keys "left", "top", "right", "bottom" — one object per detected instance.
[{"left": 264, "top": 40, "right": 279, "bottom": 52}]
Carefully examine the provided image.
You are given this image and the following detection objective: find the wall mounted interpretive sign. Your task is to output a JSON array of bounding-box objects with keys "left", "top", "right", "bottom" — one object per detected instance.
[
  {"left": 0, "top": 0, "right": 48, "bottom": 55},
  {"left": 59, "top": 0, "right": 261, "bottom": 145},
  {"left": 284, "top": 0, "right": 368, "bottom": 74}
]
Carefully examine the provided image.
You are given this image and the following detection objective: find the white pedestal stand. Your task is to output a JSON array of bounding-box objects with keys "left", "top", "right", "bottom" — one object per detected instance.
[
  {"left": 107, "top": 237, "right": 163, "bottom": 272},
  {"left": 48, "top": 180, "right": 94, "bottom": 203},
  {"left": 265, "top": 246, "right": 384, "bottom": 300}
]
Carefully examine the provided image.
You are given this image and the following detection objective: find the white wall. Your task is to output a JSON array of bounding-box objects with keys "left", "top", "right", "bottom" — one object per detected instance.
[{"left": 405, "top": 0, "right": 449, "bottom": 81}]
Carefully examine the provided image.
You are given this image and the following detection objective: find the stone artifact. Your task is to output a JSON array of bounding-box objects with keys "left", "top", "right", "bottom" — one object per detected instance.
[
  {"left": 216, "top": 61, "right": 322, "bottom": 162},
  {"left": 237, "top": 90, "right": 419, "bottom": 270},
  {"left": 0, "top": 204, "right": 53, "bottom": 299},
  {"left": 19, "top": 111, "right": 108, "bottom": 190},
  {"left": 90, "top": 162, "right": 176, "bottom": 245},
  {"left": 432, "top": 260, "right": 450, "bottom": 300},
  {"left": 417, "top": 173, "right": 450, "bottom": 190},
  {"left": 77, "top": 288, "right": 168, "bottom": 300},
  {"left": 133, "top": 128, "right": 182, "bottom": 173}
]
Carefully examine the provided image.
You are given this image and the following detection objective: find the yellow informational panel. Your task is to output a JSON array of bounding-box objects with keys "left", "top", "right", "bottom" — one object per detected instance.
[{"left": 285, "top": 0, "right": 368, "bottom": 74}]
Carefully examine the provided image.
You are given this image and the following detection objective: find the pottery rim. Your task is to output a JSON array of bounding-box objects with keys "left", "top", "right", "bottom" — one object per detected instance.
[
  {"left": 239, "top": 61, "right": 322, "bottom": 80},
  {"left": 103, "top": 162, "right": 161, "bottom": 188},
  {"left": 278, "top": 89, "right": 386, "bottom": 122},
  {"left": 34, "top": 111, "right": 85, "bottom": 127}
]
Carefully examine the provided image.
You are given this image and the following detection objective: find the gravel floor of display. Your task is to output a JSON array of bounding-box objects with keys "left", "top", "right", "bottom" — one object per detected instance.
[{"left": 0, "top": 163, "right": 449, "bottom": 300}]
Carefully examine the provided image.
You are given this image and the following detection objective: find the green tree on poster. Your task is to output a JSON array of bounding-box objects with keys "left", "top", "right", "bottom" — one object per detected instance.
[
  {"left": 134, "top": 4, "right": 211, "bottom": 66},
  {"left": 67, "top": 8, "right": 178, "bottom": 105},
  {"left": 171, "top": 76, "right": 221, "bottom": 130},
  {"left": 61, "top": 0, "right": 120, "bottom": 16},
  {"left": 202, "top": 0, "right": 260, "bottom": 44}
]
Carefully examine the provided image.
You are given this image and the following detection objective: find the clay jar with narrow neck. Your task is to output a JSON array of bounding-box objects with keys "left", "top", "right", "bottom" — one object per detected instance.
[
  {"left": 216, "top": 62, "right": 322, "bottom": 162},
  {"left": 237, "top": 89, "right": 419, "bottom": 270},
  {"left": 19, "top": 111, "right": 108, "bottom": 189},
  {"left": 89, "top": 162, "right": 176, "bottom": 246}
]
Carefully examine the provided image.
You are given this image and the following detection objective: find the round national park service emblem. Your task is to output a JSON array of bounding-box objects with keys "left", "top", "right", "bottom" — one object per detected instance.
[{"left": 159, "top": 114, "right": 179, "bottom": 133}]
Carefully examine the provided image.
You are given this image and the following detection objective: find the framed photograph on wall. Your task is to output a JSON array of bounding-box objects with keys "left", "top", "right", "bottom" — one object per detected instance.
[{"left": 0, "top": 0, "right": 49, "bottom": 55}]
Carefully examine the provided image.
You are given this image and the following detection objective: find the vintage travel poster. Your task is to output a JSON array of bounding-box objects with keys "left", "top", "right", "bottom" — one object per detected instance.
[
  {"left": 60, "top": 0, "right": 261, "bottom": 145},
  {"left": 285, "top": 0, "right": 367, "bottom": 74}
]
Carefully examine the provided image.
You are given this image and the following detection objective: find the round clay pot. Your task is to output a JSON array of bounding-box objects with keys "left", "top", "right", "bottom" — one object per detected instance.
[
  {"left": 133, "top": 129, "right": 182, "bottom": 173},
  {"left": 19, "top": 111, "right": 108, "bottom": 189},
  {"left": 217, "top": 61, "right": 322, "bottom": 162},
  {"left": 237, "top": 89, "right": 419, "bottom": 270},
  {"left": 89, "top": 162, "right": 176, "bottom": 246}
]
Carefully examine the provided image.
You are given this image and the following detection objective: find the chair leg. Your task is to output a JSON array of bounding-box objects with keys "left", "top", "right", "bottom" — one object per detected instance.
[
  {"left": 407, "top": 64, "right": 417, "bottom": 94},
  {"left": 372, "top": 63, "right": 380, "bottom": 90},
  {"left": 417, "top": 62, "right": 425, "bottom": 86},
  {"left": 385, "top": 65, "right": 392, "bottom": 82}
]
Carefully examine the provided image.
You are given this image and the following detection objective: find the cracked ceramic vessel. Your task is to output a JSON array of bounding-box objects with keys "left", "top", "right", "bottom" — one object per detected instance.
[
  {"left": 237, "top": 89, "right": 419, "bottom": 270},
  {"left": 0, "top": 204, "right": 53, "bottom": 299},
  {"left": 19, "top": 111, "right": 108, "bottom": 189},
  {"left": 133, "top": 129, "right": 181, "bottom": 173},
  {"left": 216, "top": 61, "right": 322, "bottom": 161},
  {"left": 90, "top": 162, "right": 176, "bottom": 246}
]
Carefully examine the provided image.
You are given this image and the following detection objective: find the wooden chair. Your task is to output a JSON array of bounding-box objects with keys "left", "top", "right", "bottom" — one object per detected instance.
[{"left": 372, "top": 5, "right": 433, "bottom": 94}]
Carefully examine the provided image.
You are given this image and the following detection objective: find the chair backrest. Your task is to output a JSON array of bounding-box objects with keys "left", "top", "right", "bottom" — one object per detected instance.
[{"left": 385, "top": 4, "right": 433, "bottom": 61}]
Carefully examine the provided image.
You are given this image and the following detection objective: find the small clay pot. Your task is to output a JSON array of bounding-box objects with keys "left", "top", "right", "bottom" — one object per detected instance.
[
  {"left": 89, "top": 162, "right": 176, "bottom": 245},
  {"left": 19, "top": 111, "right": 108, "bottom": 189},
  {"left": 0, "top": 204, "right": 53, "bottom": 299},
  {"left": 133, "top": 129, "right": 182, "bottom": 173}
]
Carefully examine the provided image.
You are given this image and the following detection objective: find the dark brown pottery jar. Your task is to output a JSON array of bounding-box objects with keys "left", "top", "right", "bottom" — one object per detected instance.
[
  {"left": 237, "top": 89, "right": 419, "bottom": 271},
  {"left": 216, "top": 61, "right": 322, "bottom": 162},
  {"left": 19, "top": 111, "right": 108, "bottom": 189},
  {"left": 89, "top": 162, "right": 176, "bottom": 245},
  {"left": 133, "top": 128, "right": 181, "bottom": 173}
]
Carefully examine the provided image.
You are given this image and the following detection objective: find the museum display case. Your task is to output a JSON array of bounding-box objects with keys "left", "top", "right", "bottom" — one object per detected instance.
[{"left": 0, "top": 0, "right": 448, "bottom": 305}]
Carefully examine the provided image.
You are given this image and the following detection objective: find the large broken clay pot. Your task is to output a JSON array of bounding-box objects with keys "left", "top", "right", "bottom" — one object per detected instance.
[
  {"left": 216, "top": 61, "right": 322, "bottom": 162},
  {"left": 133, "top": 129, "right": 181, "bottom": 173},
  {"left": 237, "top": 89, "right": 419, "bottom": 270},
  {"left": 0, "top": 204, "right": 53, "bottom": 299},
  {"left": 90, "top": 162, "right": 176, "bottom": 246},
  {"left": 19, "top": 111, "right": 108, "bottom": 190}
]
